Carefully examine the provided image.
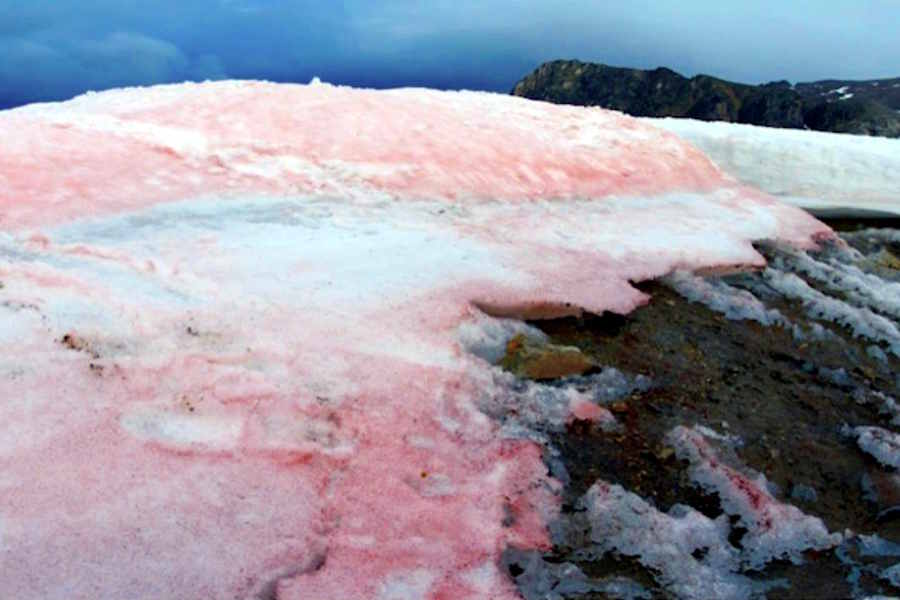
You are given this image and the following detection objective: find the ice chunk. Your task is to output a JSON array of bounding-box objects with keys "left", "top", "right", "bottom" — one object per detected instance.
[
  {"left": 859, "top": 534, "right": 900, "bottom": 558},
  {"left": 457, "top": 312, "right": 548, "bottom": 364},
  {"left": 504, "top": 549, "right": 651, "bottom": 600},
  {"left": 482, "top": 369, "right": 621, "bottom": 439},
  {"left": 852, "top": 426, "right": 900, "bottom": 469}
]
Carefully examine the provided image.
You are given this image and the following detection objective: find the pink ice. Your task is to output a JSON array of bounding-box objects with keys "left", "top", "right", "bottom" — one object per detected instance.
[{"left": 0, "top": 80, "right": 830, "bottom": 599}]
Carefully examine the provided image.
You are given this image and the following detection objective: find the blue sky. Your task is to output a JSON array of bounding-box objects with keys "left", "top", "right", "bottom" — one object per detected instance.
[{"left": 1, "top": 1, "right": 898, "bottom": 108}]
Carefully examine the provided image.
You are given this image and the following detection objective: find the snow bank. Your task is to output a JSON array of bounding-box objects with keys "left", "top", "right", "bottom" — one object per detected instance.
[
  {"left": 646, "top": 118, "right": 900, "bottom": 217},
  {"left": 0, "top": 80, "right": 829, "bottom": 599}
]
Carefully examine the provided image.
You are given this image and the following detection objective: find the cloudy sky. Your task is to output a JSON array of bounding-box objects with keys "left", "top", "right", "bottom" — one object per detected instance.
[{"left": 1, "top": 0, "right": 898, "bottom": 108}]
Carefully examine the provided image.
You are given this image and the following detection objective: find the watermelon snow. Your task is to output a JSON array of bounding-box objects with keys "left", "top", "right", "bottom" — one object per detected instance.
[{"left": 0, "top": 80, "right": 830, "bottom": 599}]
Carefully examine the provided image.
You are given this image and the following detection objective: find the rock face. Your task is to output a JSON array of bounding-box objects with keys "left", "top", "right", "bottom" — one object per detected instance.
[{"left": 512, "top": 60, "right": 900, "bottom": 138}]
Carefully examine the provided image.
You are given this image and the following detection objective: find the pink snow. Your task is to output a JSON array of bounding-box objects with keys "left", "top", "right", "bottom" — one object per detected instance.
[
  {"left": 668, "top": 426, "right": 840, "bottom": 568},
  {"left": 0, "top": 80, "right": 831, "bottom": 599}
]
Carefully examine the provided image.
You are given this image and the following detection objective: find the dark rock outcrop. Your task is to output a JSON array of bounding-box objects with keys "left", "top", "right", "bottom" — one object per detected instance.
[{"left": 512, "top": 60, "right": 900, "bottom": 137}]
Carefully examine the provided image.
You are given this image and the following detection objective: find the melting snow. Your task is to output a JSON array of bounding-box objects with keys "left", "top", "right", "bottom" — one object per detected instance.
[{"left": 0, "top": 80, "right": 831, "bottom": 599}]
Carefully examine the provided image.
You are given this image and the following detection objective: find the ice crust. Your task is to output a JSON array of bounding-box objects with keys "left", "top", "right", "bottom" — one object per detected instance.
[{"left": 0, "top": 81, "right": 831, "bottom": 599}]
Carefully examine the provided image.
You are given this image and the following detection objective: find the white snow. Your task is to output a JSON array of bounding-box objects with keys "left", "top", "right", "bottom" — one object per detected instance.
[
  {"left": 763, "top": 267, "right": 900, "bottom": 356},
  {"left": 646, "top": 117, "right": 900, "bottom": 217},
  {"left": 771, "top": 246, "right": 900, "bottom": 320}
]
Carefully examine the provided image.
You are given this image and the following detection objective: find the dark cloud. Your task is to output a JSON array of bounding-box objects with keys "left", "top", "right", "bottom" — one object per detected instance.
[{"left": 0, "top": 0, "right": 898, "bottom": 109}]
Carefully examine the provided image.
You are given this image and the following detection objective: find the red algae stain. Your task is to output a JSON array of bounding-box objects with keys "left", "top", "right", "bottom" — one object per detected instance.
[
  {"left": 0, "top": 81, "right": 741, "bottom": 232},
  {"left": 0, "top": 81, "right": 834, "bottom": 599}
]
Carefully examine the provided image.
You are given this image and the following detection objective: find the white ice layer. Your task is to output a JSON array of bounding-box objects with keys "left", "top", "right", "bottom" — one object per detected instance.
[{"left": 646, "top": 117, "right": 900, "bottom": 217}]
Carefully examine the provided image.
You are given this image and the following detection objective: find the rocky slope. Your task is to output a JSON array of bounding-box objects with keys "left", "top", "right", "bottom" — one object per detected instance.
[
  {"left": 512, "top": 60, "right": 900, "bottom": 137},
  {"left": 502, "top": 224, "right": 900, "bottom": 599}
]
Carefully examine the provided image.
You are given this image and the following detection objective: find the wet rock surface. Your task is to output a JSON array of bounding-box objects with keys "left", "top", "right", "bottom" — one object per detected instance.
[{"left": 499, "top": 225, "right": 900, "bottom": 599}]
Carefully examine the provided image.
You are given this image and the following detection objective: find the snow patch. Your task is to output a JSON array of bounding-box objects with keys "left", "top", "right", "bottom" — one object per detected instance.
[
  {"left": 850, "top": 426, "right": 900, "bottom": 469},
  {"left": 770, "top": 247, "right": 900, "bottom": 321},
  {"left": 763, "top": 268, "right": 900, "bottom": 356},
  {"left": 582, "top": 481, "right": 757, "bottom": 600},
  {"left": 666, "top": 270, "right": 787, "bottom": 326},
  {"left": 668, "top": 425, "right": 841, "bottom": 568}
]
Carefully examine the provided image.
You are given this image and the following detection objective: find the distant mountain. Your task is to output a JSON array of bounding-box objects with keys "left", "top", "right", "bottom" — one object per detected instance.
[{"left": 511, "top": 60, "right": 900, "bottom": 138}]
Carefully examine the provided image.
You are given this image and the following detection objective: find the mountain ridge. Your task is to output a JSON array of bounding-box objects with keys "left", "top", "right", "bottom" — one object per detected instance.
[{"left": 512, "top": 60, "right": 900, "bottom": 138}]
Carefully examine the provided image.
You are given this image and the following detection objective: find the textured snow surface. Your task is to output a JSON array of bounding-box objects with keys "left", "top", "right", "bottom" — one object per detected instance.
[
  {"left": 0, "top": 81, "right": 831, "bottom": 599},
  {"left": 647, "top": 117, "right": 900, "bottom": 217}
]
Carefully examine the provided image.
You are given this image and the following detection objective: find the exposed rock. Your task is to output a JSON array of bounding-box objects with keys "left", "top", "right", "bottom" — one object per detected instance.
[
  {"left": 501, "top": 333, "right": 595, "bottom": 380},
  {"left": 502, "top": 224, "right": 900, "bottom": 599}
]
